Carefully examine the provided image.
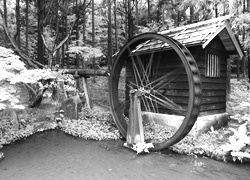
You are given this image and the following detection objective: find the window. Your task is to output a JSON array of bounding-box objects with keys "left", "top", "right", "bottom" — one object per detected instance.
[{"left": 205, "top": 53, "right": 220, "bottom": 78}]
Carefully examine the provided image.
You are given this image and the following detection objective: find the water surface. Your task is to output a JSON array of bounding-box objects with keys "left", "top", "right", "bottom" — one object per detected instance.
[{"left": 0, "top": 130, "right": 249, "bottom": 180}]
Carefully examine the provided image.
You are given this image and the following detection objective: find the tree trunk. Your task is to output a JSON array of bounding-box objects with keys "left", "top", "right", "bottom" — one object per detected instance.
[
  {"left": 147, "top": 0, "right": 151, "bottom": 23},
  {"left": 247, "top": 0, "right": 250, "bottom": 82},
  {"left": 92, "top": 0, "right": 95, "bottom": 47},
  {"left": 92, "top": 0, "right": 96, "bottom": 82},
  {"left": 37, "top": 0, "right": 45, "bottom": 65},
  {"left": 55, "top": 0, "right": 60, "bottom": 66},
  {"left": 190, "top": 6, "right": 194, "bottom": 23},
  {"left": 156, "top": 2, "right": 161, "bottom": 23},
  {"left": 82, "top": 5, "right": 86, "bottom": 68},
  {"left": 25, "top": 0, "right": 29, "bottom": 55},
  {"left": 243, "top": 0, "right": 246, "bottom": 12},
  {"left": 214, "top": 3, "right": 218, "bottom": 18},
  {"left": 135, "top": 0, "right": 139, "bottom": 26},
  {"left": 247, "top": 0, "right": 250, "bottom": 12},
  {"left": 108, "top": 0, "right": 113, "bottom": 69},
  {"left": 114, "top": 0, "right": 118, "bottom": 52},
  {"left": 4, "top": 0, "right": 7, "bottom": 27},
  {"left": 127, "top": 0, "right": 133, "bottom": 39},
  {"left": 83, "top": 10, "right": 86, "bottom": 43},
  {"left": 162, "top": 6, "right": 165, "bottom": 25},
  {"left": 177, "top": 11, "right": 180, "bottom": 26},
  {"left": 15, "top": 0, "right": 21, "bottom": 48},
  {"left": 248, "top": 50, "right": 250, "bottom": 82},
  {"left": 124, "top": 0, "right": 128, "bottom": 41}
]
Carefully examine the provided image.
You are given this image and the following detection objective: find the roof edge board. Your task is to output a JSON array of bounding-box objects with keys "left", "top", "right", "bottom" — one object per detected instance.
[
  {"left": 224, "top": 23, "right": 244, "bottom": 59},
  {"left": 202, "top": 23, "right": 226, "bottom": 49},
  {"left": 131, "top": 43, "right": 203, "bottom": 56},
  {"left": 201, "top": 21, "right": 244, "bottom": 59},
  {"left": 159, "top": 14, "right": 233, "bottom": 35}
]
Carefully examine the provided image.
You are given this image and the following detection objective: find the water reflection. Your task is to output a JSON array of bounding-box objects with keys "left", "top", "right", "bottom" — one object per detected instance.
[{"left": 0, "top": 130, "right": 249, "bottom": 180}]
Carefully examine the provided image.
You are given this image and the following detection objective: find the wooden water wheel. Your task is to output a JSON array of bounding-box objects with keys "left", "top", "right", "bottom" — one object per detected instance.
[{"left": 109, "top": 33, "right": 202, "bottom": 151}]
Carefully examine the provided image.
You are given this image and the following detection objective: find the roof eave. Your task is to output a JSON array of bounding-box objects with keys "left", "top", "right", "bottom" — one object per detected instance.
[
  {"left": 202, "top": 22, "right": 244, "bottom": 59},
  {"left": 225, "top": 24, "right": 244, "bottom": 59},
  {"left": 202, "top": 22, "right": 226, "bottom": 49}
]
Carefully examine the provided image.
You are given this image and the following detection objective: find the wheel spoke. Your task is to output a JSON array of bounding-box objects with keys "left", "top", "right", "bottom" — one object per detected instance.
[
  {"left": 145, "top": 92, "right": 184, "bottom": 114},
  {"left": 144, "top": 68, "right": 181, "bottom": 90}
]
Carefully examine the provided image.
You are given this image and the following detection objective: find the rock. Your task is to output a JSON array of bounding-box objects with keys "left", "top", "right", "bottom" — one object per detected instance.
[
  {"left": 0, "top": 109, "right": 19, "bottom": 130},
  {"left": 0, "top": 152, "right": 4, "bottom": 162},
  {"left": 60, "top": 95, "right": 84, "bottom": 119}
]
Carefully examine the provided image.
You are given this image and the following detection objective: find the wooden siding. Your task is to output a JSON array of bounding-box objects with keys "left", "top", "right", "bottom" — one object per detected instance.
[
  {"left": 126, "top": 50, "right": 189, "bottom": 115},
  {"left": 125, "top": 36, "right": 229, "bottom": 116},
  {"left": 189, "top": 37, "right": 228, "bottom": 115}
]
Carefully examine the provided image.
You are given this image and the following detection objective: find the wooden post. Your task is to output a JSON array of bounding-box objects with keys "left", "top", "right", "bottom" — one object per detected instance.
[
  {"left": 82, "top": 77, "right": 92, "bottom": 109},
  {"left": 227, "top": 58, "right": 231, "bottom": 99},
  {"left": 126, "top": 89, "right": 144, "bottom": 146},
  {"left": 237, "top": 57, "right": 240, "bottom": 81},
  {"left": 242, "top": 56, "right": 246, "bottom": 79}
]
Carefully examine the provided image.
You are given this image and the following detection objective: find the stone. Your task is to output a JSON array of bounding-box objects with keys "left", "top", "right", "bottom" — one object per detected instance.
[
  {"left": 60, "top": 95, "right": 84, "bottom": 119},
  {"left": 0, "top": 109, "right": 19, "bottom": 130}
]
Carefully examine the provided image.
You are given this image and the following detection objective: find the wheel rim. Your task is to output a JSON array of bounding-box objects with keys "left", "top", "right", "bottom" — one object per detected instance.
[{"left": 109, "top": 33, "right": 202, "bottom": 151}]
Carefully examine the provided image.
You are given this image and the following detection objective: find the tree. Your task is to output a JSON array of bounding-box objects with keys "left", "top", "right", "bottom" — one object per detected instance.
[
  {"left": 247, "top": 0, "right": 250, "bottom": 81},
  {"left": 147, "top": 0, "right": 151, "bottom": 23},
  {"left": 25, "top": 0, "right": 29, "bottom": 55},
  {"left": 37, "top": 0, "right": 45, "bottom": 65},
  {"left": 127, "top": 0, "right": 133, "bottom": 39},
  {"left": 15, "top": 0, "right": 20, "bottom": 48},
  {"left": 108, "top": 0, "right": 112, "bottom": 68},
  {"left": 4, "top": 0, "right": 7, "bottom": 27},
  {"left": 114, "top": 0, "right": 118, "bottom": 52}
]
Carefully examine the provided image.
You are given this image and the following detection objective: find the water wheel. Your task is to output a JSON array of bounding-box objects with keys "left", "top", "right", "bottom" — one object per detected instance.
[{"left": 109, "top": 33, "right": 202, "bottom": 151}]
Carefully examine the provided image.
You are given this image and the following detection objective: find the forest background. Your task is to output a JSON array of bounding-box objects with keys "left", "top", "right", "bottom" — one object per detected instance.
[{"left": 0, "top": 0, "right": 250, "bottom": 74}]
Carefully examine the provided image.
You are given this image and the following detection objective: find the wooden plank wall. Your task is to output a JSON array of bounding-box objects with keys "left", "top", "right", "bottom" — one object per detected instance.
[
  {"left": 125, "top": 36, "right": 228, "bottom": 116},
  {"left": 126, "top": 50, "right": 189, "bottom": 116},
  {"left": 189, "top": 37, "right": 228, "bottom": 116}
]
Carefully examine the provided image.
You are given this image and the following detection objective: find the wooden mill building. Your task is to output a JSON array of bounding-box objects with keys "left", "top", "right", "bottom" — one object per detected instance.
[{"left": 129, "top": 15, "right": 244, "bottom": 118}]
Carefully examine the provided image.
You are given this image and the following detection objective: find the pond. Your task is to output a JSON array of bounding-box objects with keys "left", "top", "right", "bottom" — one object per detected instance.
[{"left": 0, "top": 130, "right": 249, "bottom": 180}]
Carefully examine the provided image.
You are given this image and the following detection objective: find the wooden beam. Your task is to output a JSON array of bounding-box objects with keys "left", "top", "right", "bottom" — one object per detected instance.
[{"left": 61, "top": 69, "right": 109, "bottom": 77}]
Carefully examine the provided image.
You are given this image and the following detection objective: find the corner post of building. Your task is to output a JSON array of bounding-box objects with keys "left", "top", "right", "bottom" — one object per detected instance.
[
  {"left": 237, "top": 56, "right": 241, "bottom": 81},
  {"left": 242, "top": 55, "right": 246, "bottom": 79},
  {"left": 227, "top": 57, "right": 231, "bottom": 99}
]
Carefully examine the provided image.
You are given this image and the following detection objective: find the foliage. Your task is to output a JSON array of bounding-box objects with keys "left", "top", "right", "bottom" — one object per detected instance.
[
  {"left": 231, "top": 12, "right": 250, "bottom": 49},
  {"left": 66, "top": 43, "right": 103, "bottom": 61},
  {"left": 1, "top": 0, "right": 249, "bottom": 69},
  {"left": 0, "top": 120, "right": 58, "bottom": 145},
  {"left": 126, "top": 141, "right": 154, "bottom": 154},
  {"left": 171, "top": 79, "right": 250, "bottom": 163},
  {"left": 60, "top": 107, "right": 121, "bottom": 140},
  {"left": 227, "top": 79, "right": 250, "bottom": 117},
  {"left": 0, "top": 46, "right": 75, "bottom": 110},
  {"left": 221, "top": 122, "right": 250, "bottom": 162},
  {"left": 0, "top": 46, "right": 27, "bottom": 110}
]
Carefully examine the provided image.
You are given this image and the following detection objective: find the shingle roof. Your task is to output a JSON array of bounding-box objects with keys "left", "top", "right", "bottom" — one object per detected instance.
[{"left": 132, "top": 15, "right": 244, "bottom": 59}]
